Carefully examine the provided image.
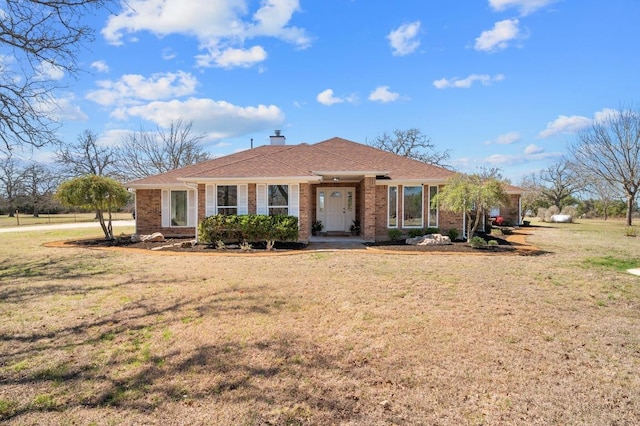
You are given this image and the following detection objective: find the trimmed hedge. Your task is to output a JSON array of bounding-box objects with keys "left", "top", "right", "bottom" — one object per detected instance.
[{"left": 198, "top": 214, "right": 299, "bottom": 245}]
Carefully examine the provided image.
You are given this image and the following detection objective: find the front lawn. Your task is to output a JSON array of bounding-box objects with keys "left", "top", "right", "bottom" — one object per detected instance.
[{"left": 0, "top": 220, "right": 639, "bottom": 424}]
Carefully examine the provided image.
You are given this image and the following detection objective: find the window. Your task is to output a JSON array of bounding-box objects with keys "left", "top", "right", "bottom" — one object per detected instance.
[
  {"left": 403, "top": 186, "right": 423, "bottom": 227},
  {"left": 428, "top": 186, "right": 438, "bottom": 227},
  {"left": 318, "top": 191, "right": 325, "bottom": 212},
  {"left": 388, "top": 186, "right": 398, "bottom": 227},
  {"left": 268, "top": 184, "right": 289, "bottom": 215},
  {"left": 171, "top": 190, "right": 188, "bottom": 226},
  {"left": 217, "top": 185, "right": 238, "bottom": 215}
]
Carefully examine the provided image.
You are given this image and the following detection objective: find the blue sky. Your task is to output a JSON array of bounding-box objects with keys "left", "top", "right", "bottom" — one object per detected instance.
[{"left": 18, "top": 0, "right": 640, "bottom": 182}]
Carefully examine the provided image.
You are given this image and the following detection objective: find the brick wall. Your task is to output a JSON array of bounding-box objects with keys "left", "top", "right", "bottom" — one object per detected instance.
[
  {"left": 362, "top": 176, "right": 376, "bottom": 241},
  {"left": 298, "top": 183, "right": 311, "bottom": 241},
  {"left": 134, "top": 188, "right": 197, "bottom": 238}
]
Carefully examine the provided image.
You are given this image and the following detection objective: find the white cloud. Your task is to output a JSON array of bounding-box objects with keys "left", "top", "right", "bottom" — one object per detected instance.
[
  {"left": 317, "top": 89, "right": 345, "bottom": 106},
  {"left": 538, "top": 108, "right": 619, "bottom": 138},
  {"left": 162, "top": 48, "right": 177, "bottom": 60},
  {"left": 86, "top": 71, "right": 198, "bottom": 106},
  {"left": 113, "top": 97, "right": 284, "bottom": 138},
  {"left": 524, "top": 144, "right": 543, "bottom": 154},
  {"left": 102, "top": 0, "right": 310, "bottom": 69},
  {"left": 538, "top": 115, "right": 592, "bottom": 138},
  {"left": 474, "top": 19, "right": 524, "bottom": 52},
  {"left": 433, "top": 74, "right": 505, "bottom": 89},
  {"left": 36, "top": 61, "right": 65, "bottom": 81},
  {"left": 36, "top": 93, "right": 88, "bottom": 122},
  {"left": 387, "top": 21, "right": 421, "bottom": 56},
  {"left": 368, "top": 86, "right": 400, "bottom": 103},
  {"left": 489, "top": 0, "right": 557, "bottom": 16},
  {"left": 196, "top": 45, "right": 267, "bottom": 68},
  {"left": 594, "top": 108, "right": 618, "bottom": 123},
  {"left": 485, "top": 131, "right": 521, "bottom": 145},
  {"left": 91, "top": 60, "right": 110, "bottom": 73}
]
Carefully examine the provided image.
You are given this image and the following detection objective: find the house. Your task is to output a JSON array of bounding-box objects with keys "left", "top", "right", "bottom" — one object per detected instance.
[{"left": 126, "top": 134, "right": 523, "bottom": 242}]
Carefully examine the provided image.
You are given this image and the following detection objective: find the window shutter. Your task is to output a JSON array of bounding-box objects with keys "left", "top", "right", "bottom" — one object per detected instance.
[
  {"left": 290, "top": 184, "right": 299, "bottom": 217},
  {"left": 256, "top": 184, "right": 267, "bottom": 214},
  {"left": 161, "top": 190, "right": 170, "bottom": 227},
  {"left": 187, "top": 189, "right": 196, "bottom": 227},
  {"left": 238, "top": 184, "right": 248, "bottom": 215},
  {"left": 206, "top": 184, "right": 215, "bottom": 216}
]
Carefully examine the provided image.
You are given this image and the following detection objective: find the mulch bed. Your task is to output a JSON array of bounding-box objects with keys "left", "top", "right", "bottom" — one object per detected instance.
[{"left": 66, "top": 232, "right": 529, "bottom": 255}]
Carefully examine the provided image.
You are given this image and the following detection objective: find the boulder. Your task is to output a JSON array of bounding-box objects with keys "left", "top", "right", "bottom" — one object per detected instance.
[
  {"left": 130, "top": 234, "right": 141, "bottom": 243},
  {"left": 141, "top": 232, "right": 165, "bottom": 242},
  {"left": 406, "top": 234, "right": 452, "bottom": 246}
]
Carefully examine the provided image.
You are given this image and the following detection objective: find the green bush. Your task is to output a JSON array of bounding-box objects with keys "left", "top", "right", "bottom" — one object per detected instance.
[
  {"left": 425, "top": 227, "right": 439, "bottom": 235},
  {"left": 388, "top": 228, "right": 403, "bottom": 241},
  {"left": 468, "top": 236, "right": 487, "bottom": 249},
  {"left": 198, "top": 214, "right": 299, "bottom": 247},
  {"left": 407, "top": 228, "right": 424, "bottom": 238},
  {"left": 447, "top": 228, "right": 459, "bottom": 241}
]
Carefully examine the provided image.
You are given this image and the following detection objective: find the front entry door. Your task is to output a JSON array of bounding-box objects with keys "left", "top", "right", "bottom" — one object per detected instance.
[{"left": 317, "top": 187, "right": 355, "bottom": 233}]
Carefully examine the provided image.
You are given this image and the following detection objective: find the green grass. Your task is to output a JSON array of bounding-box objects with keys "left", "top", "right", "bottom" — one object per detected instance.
[
  {"left": 583, "top": 255, "right": 639, "bottom": 272},
  {"left": 0, "top": 212, "right": 132, "bottom": 228}
]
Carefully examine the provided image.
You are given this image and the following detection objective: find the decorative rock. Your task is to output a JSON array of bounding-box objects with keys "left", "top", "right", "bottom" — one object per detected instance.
[
  {"left": 406, "top": 234, "right": 452, "bottom": 246},
  {"left": 180, "top": 240, "right": 197, "bottom": 248},
  {"left": 141, "top": 232, "right": 165, "bottom": 242},
  {"left": 130, "top": 234, "right": 141, "bottom": 243}
]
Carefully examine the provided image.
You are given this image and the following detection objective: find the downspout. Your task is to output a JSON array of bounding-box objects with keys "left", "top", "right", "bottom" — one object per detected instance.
[
  {"left": 185, "top": 182, "right": 199, "bottom": 242},
  {"left": 518, "top": 195, "right": 522, "bottom": 225}
]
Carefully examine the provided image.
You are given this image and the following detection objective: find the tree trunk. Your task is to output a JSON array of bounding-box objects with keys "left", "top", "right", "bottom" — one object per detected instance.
[{"left": 626, "top": 194, "right": 635, "bottom": 226}]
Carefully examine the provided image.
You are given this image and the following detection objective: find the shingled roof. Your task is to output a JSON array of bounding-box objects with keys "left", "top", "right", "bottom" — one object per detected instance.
[{"left": 126, "top": 137, "right": 458, "bottom": 187}]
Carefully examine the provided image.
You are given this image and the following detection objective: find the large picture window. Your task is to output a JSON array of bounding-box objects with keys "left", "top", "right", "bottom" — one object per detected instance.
[
  {"left": 171, "top": 190, "right": 188, "bottom": 226},
  {"left": 268, "top": 184, "right": 289, "bottom": 215},
  {"left": 217, "top": 185, "right": 238, "bottom": 215},
  {"left": 388, "top": 186, "right": 398, "bottom": 227},
  {"left": 403, "top": 186, "right": 423, "bottom": 227}
]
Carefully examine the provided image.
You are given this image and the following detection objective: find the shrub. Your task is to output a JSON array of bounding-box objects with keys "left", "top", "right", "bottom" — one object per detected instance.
[
  {"left": 199, "top": 214, "right": 299, "bottom": 247},
  {"left": 468, "top": 236, "right": 487, "bottom": 249},
  {"left": 625, "top": 226, "right": 637, "bottom": 237},
  {"left": 487, "top": 239, "right": 499, "bottom": 247},
  {"left": 425, "top": 227, "right": 439, "bottom": 235},
  {"left": 447, "top": 228, "right": 459, "bottom": 241},
  {"left": 388, "top": 228, "right": 403, "bottom": 241},
  {"left": 544, "top": 206, "right": 560, "bottom": 222},
  {"left": 407, "top": 228, "right": 424, "bottom": 238}
]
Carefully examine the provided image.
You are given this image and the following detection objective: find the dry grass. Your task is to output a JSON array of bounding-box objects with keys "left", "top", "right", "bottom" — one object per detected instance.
[{"left": 0, "top": 220, "right": 639, "bottom": 425}]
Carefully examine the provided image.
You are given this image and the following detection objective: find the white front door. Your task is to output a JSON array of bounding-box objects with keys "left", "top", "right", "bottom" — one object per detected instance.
[{"left": 317, "top": 187, "right": 355, "bottom": 232}]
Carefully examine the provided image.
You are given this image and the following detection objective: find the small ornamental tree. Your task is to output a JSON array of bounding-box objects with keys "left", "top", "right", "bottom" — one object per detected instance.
[
  {"left": 434, "top": 173, "right": 508, "bottom": 242},
  {"left": 56, "top": 175, "right": 130, "bottom": 240}
]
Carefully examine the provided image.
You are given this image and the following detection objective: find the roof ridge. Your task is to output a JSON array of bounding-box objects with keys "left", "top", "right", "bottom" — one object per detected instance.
[
  {"left": 181, "top": 145, "right": 289, "bottom": 178},
  {"left": 311, "top": 138, "right": 385, "bottom": 171}
]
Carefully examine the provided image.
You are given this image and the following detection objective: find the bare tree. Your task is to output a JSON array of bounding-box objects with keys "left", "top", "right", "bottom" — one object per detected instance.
[
  {"left": 22, "top": 163, "right": 60, "bottom": 217},
  {"left": 57, "top": 130, "right": 120, "bottom": 178},
  {"left": 569, "top": 107, "right": 640, "bottom": 226},
  {"left": 117, "top": 119, "right": 210, "bottom": 180},
  {"left": 538, "top": 160, "right": 582, "bottom": 209},
  {"left": 369, "top": 128, "right": 451, "bottom": 168},
  {"left": 518, "top": 173, "right": 548, "bottom": 220},
  {"left": 584, "top": 175, "right": 622, "bottom": 221},
  {"left": 0, "top": 156, "right": 26, "bottom": 216},
  {"left": 0, "top": 0, "right": 112, "bottom": 152}
]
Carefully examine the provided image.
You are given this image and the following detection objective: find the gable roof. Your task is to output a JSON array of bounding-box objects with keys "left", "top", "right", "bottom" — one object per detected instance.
[{"left": 126, "top": 137, "right": 458, "bottom": 187}]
